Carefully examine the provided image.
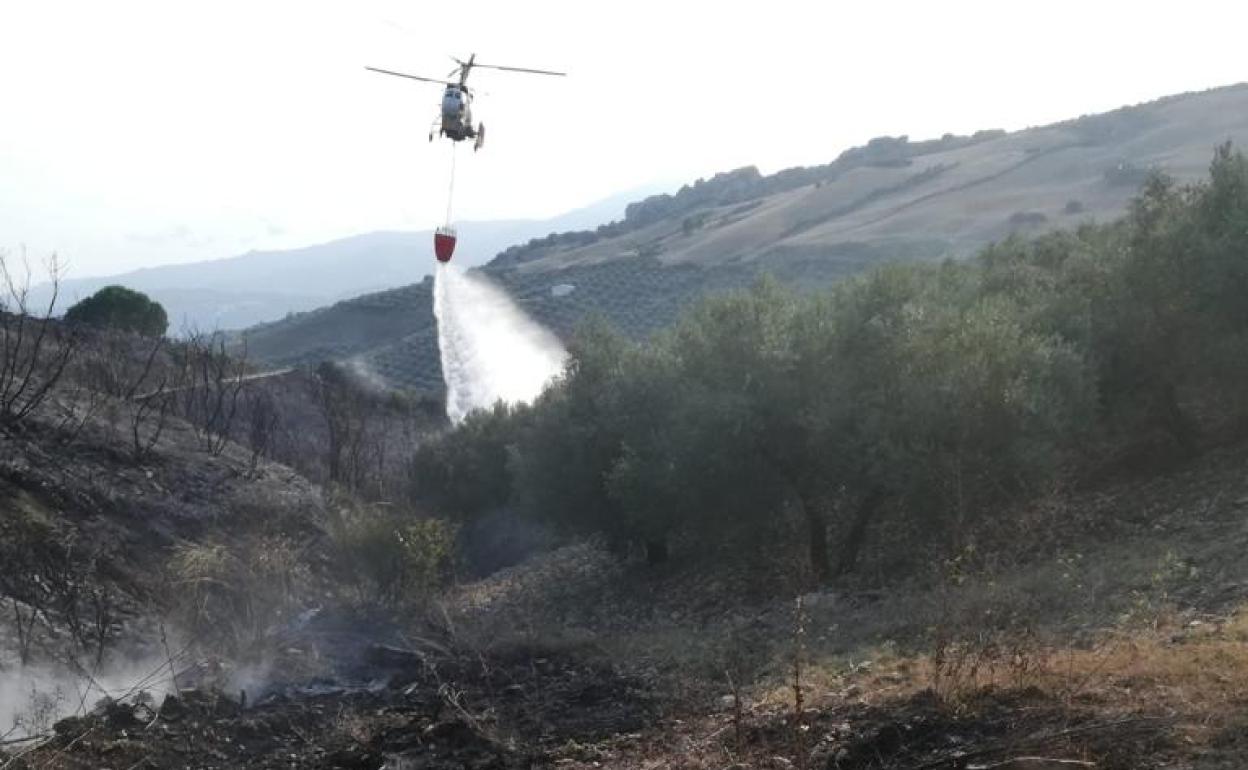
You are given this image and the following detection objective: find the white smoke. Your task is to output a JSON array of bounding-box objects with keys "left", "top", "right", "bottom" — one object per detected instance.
[
  {"left": 433, "top": 264, "right": 566, "bottom": 423},
  {"left": 0, "top": 659, "right": 175, "bottom": 740}
]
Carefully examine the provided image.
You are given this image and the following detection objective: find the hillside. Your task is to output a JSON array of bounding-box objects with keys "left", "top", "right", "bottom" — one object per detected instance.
[
  {"left": 499, "top": 84, "right": 1248, "bottom": 271},
  {"left": 34, "top": 185, "right": 662, "bottom": 332},
  {"left": 9, "top": 333, "right": 1248, "bottom": 767},
  {"left": 7, "top": 133, "right": 1248, "bottom": 767},
  {"left": 241, "top": 83, "right": 1248, "bottom": 392}
]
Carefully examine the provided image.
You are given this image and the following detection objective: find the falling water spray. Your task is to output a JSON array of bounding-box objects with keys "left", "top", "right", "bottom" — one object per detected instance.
[{"left": 433, "top": 264, "right": 566, "bottom": 423}]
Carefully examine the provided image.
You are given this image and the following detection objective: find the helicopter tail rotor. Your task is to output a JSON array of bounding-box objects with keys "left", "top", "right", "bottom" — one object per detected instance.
[
  {"left": 446, "top": 55, "right": 464, "bottom": 79},
  {"left": 454, "top": 53, "right": 477, "bottom": 86}
]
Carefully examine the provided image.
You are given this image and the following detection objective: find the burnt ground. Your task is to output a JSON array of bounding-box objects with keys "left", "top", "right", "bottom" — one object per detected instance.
[
  {"left": 6, "top": 400, "right": 1248, "bottom": 767},
  {"left": 735, "top": 688, "right": 1172, "bottom": 770},
  {"left": 4, "top": 616, "right": 656, "bottom": 769},
  {"left": 4, "top": 654, "right": 1179, "bottom": 770},
  {"left": 0, "top": 394, "right": 329, "bottom": 668}
]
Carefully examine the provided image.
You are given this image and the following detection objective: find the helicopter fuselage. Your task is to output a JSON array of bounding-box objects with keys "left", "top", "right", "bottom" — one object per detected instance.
[{"left": 440, "top": 86, "right": 475, "bottom": 140}]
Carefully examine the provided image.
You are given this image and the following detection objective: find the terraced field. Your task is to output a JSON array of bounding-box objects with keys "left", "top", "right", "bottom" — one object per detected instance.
[{"left": 243, "top": 249, "right": 899, "bottom": 392}]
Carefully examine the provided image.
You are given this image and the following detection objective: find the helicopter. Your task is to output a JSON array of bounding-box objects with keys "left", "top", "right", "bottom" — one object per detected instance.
[{"left": 365, "top": 54, "right": 565, "bottom": 151}]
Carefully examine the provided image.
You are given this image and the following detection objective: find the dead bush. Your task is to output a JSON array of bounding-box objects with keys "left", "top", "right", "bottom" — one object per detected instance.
[
  {"left": 0, "top": 505, "right": 118, "bottom": 666},
  {"left": 173, "top": 330, "right": 247, "bottom": 455},
  {"left": 165, "top": 535, "right": 309, "bottom": 658},
  {"left": 0, "top": 252, "right": 78, "bottom": 429},
  {"left": 928, "top": 623, "right": 1044, "bottom": 703},
  {"left": 243, "top": 387, "right": 280, "bottom": 473}
]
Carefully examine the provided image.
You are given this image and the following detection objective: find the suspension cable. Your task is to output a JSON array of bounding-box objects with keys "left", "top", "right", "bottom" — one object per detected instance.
[{"left": 445, "top": 142, "right": 458, "bottom": 227}]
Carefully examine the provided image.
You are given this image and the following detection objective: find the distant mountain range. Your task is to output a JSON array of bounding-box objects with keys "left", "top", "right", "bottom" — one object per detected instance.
[
  {"left": 34, "top": 185, "right": 667, "bottom": 331},
  {"left": 240, "top": 83, "right": 1248, "bottom": 395}
]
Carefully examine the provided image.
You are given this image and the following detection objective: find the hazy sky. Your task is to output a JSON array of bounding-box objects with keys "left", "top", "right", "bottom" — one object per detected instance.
[{"left": 1, "top": 0, "right": 1244, "bottom": 279}]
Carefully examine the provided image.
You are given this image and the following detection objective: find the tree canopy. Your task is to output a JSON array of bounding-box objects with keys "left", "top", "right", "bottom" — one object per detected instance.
[
  {"left": 408, "top": 143, "right": 1248, "bottom": 584},
  {"left": 65, "top": 285, "right": 168, "bottom": 337}
]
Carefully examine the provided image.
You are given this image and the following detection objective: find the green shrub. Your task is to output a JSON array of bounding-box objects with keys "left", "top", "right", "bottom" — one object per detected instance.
[
  {"left": 408, "top": 401, "right": 521, "bottom": 518},
  {"left": 327, "top": 498, "right": 456, "bottom": 608}
]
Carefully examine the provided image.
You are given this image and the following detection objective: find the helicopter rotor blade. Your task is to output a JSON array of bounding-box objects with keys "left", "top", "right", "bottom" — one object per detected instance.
[
  {"left": 471, "top": 63, "right": 566, "bottom": 77},
  {"left": 364, "top": 66, "right": 456, "bottom": 86}
]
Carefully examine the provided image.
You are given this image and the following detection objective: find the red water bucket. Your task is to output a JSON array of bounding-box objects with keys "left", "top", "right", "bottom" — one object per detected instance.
[{"left": 434, "top": 226, "right": 457, "bottom": 263}]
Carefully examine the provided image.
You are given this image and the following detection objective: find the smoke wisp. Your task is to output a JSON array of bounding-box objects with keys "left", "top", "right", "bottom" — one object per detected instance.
[
  {"left": 433, "top": 264, "right": 566, "bottom": 423},
  {"left": 0, "top": 658, "right": 175, "bottom": 740}
]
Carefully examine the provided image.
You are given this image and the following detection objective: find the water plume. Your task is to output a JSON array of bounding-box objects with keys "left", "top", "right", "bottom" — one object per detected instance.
[{"left": 433, "top": 264, "right": 566, "bottom": 423}]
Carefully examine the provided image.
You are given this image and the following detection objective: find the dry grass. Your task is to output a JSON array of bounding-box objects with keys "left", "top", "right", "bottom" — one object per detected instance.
[
  {"left": 595, "top": 612, "right": 1248, "bottom": 769},
  {"left": 165, "top": 535, "right": 311, "bottom": 659}
]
